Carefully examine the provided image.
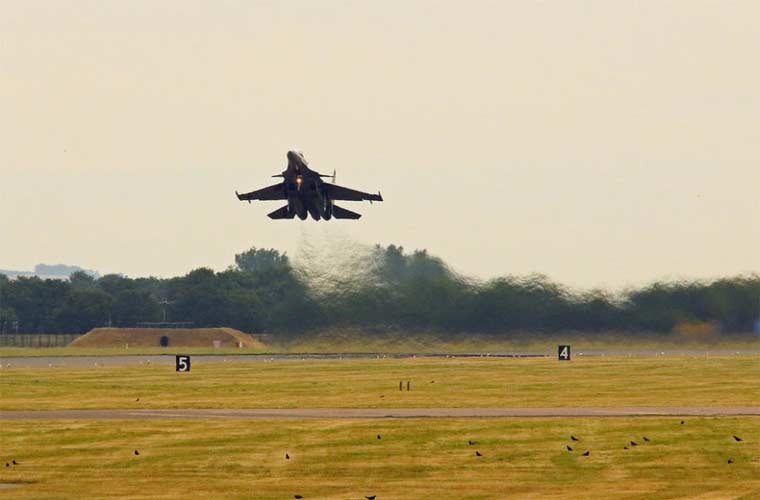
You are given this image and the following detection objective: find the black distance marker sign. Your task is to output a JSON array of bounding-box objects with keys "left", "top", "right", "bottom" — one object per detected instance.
[
  {"left": 176, "top": 355, "right": 191, "bottom": 372},
  {"left": 558, "top": 345, "right": 571, "bottom": 361}
]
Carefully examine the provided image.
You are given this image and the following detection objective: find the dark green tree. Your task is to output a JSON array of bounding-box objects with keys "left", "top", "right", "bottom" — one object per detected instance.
[
  {"left": 69, "top": 270, "right": 97, "bottom": 289},
  {"left": 234, "top": 247, "right": 290, "bottom": 274},
  {"left": 111, "top": 289, "right": 162, "bottom": 326},
  {"left": 53, "top": 287, "right": 113, "bottom": 333}
]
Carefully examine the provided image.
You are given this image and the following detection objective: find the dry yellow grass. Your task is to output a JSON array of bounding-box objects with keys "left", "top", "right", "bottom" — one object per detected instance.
[
  {"left": 2, "top": 355, "right": 759, "bottom": 498},
  {"left": 1, "top": 417, "right": 758, "bottom": 499},
  {"left": 1, "top": 355, "right": 759, "bottom": 411}
]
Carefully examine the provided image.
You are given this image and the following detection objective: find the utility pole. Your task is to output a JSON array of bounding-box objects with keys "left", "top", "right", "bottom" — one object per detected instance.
[{"left": 158, "top": 300, "right": 173, "bottom": 323}]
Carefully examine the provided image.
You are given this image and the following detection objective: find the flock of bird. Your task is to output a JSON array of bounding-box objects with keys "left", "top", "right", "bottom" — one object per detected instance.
[
  {"left": 562, "top": 429, "right": 744, "bottom": 465},
  {"left": 127, "top": 426, "right": 741, "bottom": 499},
  {"left": 560, "top": 428, "right": 744, "bottom": 466},
  {"left": 2, "top": 425, "right": 747, "bottom": 498}
]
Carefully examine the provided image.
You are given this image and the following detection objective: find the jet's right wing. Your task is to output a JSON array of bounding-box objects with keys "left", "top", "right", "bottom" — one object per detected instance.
[
  {"left": 236, "top": 183, "right": 286, "bottom": 202},
  {"left": 322, "top": 183, "right": 383, "bottom": 202}
]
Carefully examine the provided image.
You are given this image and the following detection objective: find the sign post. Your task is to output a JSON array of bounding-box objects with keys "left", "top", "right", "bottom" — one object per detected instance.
[
  {"left": 558, "top": 345, "right": 571, "bottom": 361},
  {"left": 176, "top": 355, "right": 191, "bottom": 372}
]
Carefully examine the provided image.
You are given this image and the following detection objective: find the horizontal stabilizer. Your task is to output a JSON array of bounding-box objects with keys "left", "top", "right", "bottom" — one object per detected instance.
[
  {"left": 267, "top": 205, "right": 295, "bottom": 219},
  {"left": 331, "top": 204, "right": 362, "bottom": 219}
]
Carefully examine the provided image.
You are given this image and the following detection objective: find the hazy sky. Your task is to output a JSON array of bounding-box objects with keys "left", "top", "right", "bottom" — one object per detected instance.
[{"left": 2, "top": 1, "right": 758, "bottom": 288}]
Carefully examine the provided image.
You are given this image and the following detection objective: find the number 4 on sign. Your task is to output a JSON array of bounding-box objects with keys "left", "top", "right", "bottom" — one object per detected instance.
[
  {"left": 558, "top": 345, "right": 571, "bottom": 361},
  {"left": 176, "top": 355, "right": 191, "bottom": 372}
]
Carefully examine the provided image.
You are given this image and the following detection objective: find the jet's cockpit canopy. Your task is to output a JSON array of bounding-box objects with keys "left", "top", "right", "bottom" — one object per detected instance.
[{"left": 287, "top": 150, "right": 308, "bottom": 165}]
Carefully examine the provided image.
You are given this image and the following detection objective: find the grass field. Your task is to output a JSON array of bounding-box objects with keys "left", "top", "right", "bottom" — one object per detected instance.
[
  {"left": 2, "top": 355, "right": 759, "bottom": 498},
  {"left": 1, "top": 417, "right": 758, "bottom": 499},
  {"left": 1, "top": 356, "right": 759, "bottom": 411}
]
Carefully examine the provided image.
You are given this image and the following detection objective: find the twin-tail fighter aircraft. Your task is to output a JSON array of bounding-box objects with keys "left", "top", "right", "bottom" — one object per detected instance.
[{"left": 236, "top": 150, "right": 383, "bottom": 220}]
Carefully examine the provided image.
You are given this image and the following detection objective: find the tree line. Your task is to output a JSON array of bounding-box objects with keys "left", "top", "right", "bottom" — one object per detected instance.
[{"left": 1, "top": 245, "right": 758, "bottom": 336}]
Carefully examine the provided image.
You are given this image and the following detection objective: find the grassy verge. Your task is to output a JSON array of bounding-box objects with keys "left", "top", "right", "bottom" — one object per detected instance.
[
  {"left": 274, "top": 330, "right": 760, "bottom": 354},
  {"left": 1, "top": 417, "right": 758, "bottom": 499},
  {"left": 1, "top": 330, "right": 758, "bottom": 357},
  {"left": 2, "top": 356, "right": 759, "bottom": 411},
  {"left": 0, "top": 346, "right": 270, "bottom": 357}
]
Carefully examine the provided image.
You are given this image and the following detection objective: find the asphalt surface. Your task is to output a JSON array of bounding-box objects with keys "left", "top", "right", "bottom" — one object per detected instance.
[
  {"left": 2, "top": 407, "right": 759, "bottom": 420},
  {"left": 0, "top": 353, "right": 548, "bottom": 368},
  {"left": 2, "top": 349, "right": 758, "bottom": 368}
]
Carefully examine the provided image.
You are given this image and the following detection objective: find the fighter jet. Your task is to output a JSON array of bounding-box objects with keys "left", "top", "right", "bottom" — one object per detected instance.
[{"left": 236, "top": 150, "right": 383, "bottom": 220}]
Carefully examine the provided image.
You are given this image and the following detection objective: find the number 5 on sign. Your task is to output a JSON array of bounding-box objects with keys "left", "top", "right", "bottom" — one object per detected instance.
[
  {"left": 176, "top": 355, "right": 191, "bottom": 372},
  {"left": 558, "top": 345, "right": 570, "bottom": 361}
]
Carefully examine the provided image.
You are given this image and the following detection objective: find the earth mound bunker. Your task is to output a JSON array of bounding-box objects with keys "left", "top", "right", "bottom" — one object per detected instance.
[{"left": 69, "top": 327, "right": 265, "bottom": 348}]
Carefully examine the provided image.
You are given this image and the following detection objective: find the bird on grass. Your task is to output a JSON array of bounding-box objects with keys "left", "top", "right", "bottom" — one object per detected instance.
[
  {"left": 294, "top": 495, "right": 303, "bottom": 499},
  {"left": 377, "top": 435, "right": 381, "bottom": 440},
  {"left": 642, "top": 437, "right": 650, "bottom": 442},
  {"left": 4, "top": 463, "right": 8, "bottom": 467},
  {"left": 285, "top": 453, "right": 290, "bottom": 460},
  {"left": 727, "top": 459, "right": 734, "bottom": 464},
  {"left": 475, "top": 451, "right": 483, "bottom": 457},
  {"left": 365, "top": 496, "right": 376, "bottom": 500},
  {"left": 570, "top": 435, "right": 579, "bottom": 441},
  {"left": 135, "top": 398, "right": 140, "bottom": 402},
  {"left": 582, "top": 451, "right": 590, "bottom": 456},
  {"left": 733, "top": 436, "right": 743, "bottom": 442},
  {"left": 566, "top": 445, "right": 573, "bottom": 452},
  {"left": 630, "top": 441, "right": 637, "bottom": 446},
  {"left": 680, "top": 420, "right": 684, "bottom": 425},
  {"left": 134, "top": 450, "right": 139, "bottom": 456},
  {"left": 11, "top": 460, "right": 17, "bottom": 465},
  {"left": 468, "top": 440, "right": 475, "bottom": 446},
  {"left": 623, "top": 446, "right": 628, "bottom": 450}
]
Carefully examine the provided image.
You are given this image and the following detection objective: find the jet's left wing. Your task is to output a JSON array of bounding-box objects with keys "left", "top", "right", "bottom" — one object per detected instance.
[
  {"left": 323, "top": 183, "right": 383, "bottom": 202},
  {"left": 236, "top": 183, "right": 286, "bottom": 202}
]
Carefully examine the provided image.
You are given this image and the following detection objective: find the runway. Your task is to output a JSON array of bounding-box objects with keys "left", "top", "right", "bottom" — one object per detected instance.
[
  {"left": 2, "top": 407, "right": 759, "bottom": 420},
  {"left": 2, "top": 349, "right": 757, "bottom": 368},
  {"left": 0, "top": 353, "right": 547, "bottom": 368}
]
